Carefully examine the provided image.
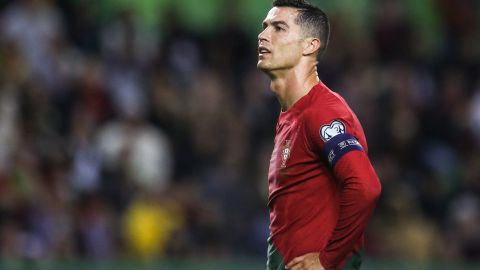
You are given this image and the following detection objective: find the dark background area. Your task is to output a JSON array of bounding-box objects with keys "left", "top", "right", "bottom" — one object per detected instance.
[{"left": 0, "top": 0, "right": 479, "bottom": 267}]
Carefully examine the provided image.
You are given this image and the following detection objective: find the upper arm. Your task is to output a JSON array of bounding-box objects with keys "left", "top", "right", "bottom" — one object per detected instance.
[{"left": 304, "top": 109, "right": 365, "bottom": 170}]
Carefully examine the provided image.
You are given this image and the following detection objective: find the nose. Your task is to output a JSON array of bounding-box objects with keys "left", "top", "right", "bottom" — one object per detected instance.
[{"left": 258, "top": 28, "right": 268, "bottom": 43}]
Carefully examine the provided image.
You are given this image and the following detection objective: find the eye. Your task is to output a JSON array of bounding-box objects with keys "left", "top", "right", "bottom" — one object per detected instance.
[{"left": 274, "top": 24, "right": 287, "bottom": 32}]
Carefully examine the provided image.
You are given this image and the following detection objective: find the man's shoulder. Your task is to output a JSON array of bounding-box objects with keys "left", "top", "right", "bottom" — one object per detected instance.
[{"left": 304, "top": 83, "right": 352, "bottom": 121}]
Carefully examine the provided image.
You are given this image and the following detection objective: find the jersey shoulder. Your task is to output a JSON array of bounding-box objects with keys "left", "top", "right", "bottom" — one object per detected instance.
[
  {"left": 303, "top": 84, "right": 354, "bottom": 127},
  {"left": 302, "top": 83, "right": 364, "bottom": 148}
]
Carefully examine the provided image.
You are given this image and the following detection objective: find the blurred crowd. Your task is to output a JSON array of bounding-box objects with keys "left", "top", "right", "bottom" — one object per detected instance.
[{"left": 0, "top": 0, "right": 479, "bottom": 265}]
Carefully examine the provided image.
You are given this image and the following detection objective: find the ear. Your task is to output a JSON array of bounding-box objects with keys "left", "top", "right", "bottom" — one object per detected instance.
[{"left": 302, "top": 37, "right": 321, "bottom": 56}]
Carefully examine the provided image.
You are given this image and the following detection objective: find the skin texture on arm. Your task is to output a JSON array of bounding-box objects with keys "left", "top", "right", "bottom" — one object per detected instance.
[{"left": 286, "top": 252, "right": 325, "bottom": 270}]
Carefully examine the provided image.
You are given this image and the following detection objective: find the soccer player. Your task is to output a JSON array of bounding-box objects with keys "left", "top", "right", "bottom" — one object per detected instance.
[{"left": 257, "top": 1, "right": 382, "bottom": 270}]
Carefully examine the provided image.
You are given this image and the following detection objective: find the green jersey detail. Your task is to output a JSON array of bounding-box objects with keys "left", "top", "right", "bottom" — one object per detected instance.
[
  {"left": 342, "top": 248, "right": 364, "bottom": 270},
  {"left": 267, "top": 237, "right": 286, "bottom": 270},
  {"left": 267, "top": 236, "right": 363, "bottom": 270}
]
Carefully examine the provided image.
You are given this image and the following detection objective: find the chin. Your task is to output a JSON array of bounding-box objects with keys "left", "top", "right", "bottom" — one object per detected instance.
[{"left": 257, "top": 61, "right": 271, "bottom": 71}]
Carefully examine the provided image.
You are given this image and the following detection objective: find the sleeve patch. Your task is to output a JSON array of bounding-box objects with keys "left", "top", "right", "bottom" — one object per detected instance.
[
  {"left": 320, "top": 120, "right": 346, "bottom": 142},
  {"left": 322, "top": 133, "right": 364, "bottom": 168}
]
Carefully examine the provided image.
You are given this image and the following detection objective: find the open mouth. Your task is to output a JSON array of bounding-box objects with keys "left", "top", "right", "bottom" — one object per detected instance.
[{"left": 258, "top": 46, "right": 271, "bottom": 55}]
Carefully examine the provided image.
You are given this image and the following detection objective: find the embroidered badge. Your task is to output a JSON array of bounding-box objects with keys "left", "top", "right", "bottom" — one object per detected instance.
[
  {"left": 281, "top": 139, "right": 291, "bottom": 168},
  {"left": 320, "top": 120, "right": 346, "bottom": 141}
]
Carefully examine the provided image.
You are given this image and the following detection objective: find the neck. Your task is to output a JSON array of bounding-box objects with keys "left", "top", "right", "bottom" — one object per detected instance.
[{"left": 269, "top": 63, "right": 320, "bottom": 111}]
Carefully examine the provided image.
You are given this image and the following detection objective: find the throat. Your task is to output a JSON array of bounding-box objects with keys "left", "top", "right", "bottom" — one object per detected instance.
[{"left": 270, "top": 75, "right": 319, "bottom": 112}]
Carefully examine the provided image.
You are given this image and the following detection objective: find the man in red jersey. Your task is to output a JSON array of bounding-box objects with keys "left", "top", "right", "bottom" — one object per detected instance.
[{"left": 257, "top": 1, "right": 382, "bottom": 270}]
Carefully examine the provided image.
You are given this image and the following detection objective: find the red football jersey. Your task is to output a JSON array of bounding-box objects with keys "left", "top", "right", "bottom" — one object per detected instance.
[{"left": 267, "top": 81, "right": 380, "bottom": 270}]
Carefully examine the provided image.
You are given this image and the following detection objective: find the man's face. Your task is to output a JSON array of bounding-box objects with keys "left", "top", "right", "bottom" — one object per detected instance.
[{"left": 257, "top": 7, "right": 305, "bottom": 72}]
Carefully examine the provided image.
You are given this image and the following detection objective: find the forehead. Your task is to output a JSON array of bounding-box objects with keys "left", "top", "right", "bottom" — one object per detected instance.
[{"left": 264, "top": 7, "right": 299, "bottom": 24}]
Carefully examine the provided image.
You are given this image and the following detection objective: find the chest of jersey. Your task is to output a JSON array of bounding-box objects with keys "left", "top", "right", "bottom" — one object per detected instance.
[{"left": 268, "top": 117, "right": 324, "bottom": 197}]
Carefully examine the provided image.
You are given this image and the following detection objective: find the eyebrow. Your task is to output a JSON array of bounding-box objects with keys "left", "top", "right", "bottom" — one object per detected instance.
[{"left": 263, "top": 20, "right": 290, "bottom": 29}]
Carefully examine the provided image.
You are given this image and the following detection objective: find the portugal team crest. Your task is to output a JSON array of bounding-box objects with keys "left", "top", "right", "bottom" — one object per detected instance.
[
  {"left": 281, "top": 139, "right": 291, "bottom": 168},
  {"left": 320, "top": 120, "right": 346, "bottom": 141}
]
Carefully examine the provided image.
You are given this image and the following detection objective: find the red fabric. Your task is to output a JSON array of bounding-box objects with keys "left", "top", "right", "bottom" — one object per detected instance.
[
  {"left": 267, "top": 82, "right": 381, "bottom": 269},
  {"left": 319, "top": 151, "right": 381, "bottom": 270}
]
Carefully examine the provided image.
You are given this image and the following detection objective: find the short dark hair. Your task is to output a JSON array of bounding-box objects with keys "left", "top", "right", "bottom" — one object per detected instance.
[{"left": 273, "top": 0, "right": 330, "bottom": 57}]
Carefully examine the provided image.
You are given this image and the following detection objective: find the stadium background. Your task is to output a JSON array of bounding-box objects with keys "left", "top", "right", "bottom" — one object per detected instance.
[{"left": 0, "top": 0, "right": 479, "bottom": 269}]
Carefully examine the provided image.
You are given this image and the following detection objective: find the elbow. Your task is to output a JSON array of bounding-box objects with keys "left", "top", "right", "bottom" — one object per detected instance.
[
  {"left": 352, "top": 173, "right": 381, "bottom": 207},
  {"left": 364, "top": 176, "right": 381, "bottom": 204}
]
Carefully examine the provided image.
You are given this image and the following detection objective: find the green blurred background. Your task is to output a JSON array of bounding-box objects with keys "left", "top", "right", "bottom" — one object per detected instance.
[{"left": 0, "top": 0, "right": 480, "bottom": 269}]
